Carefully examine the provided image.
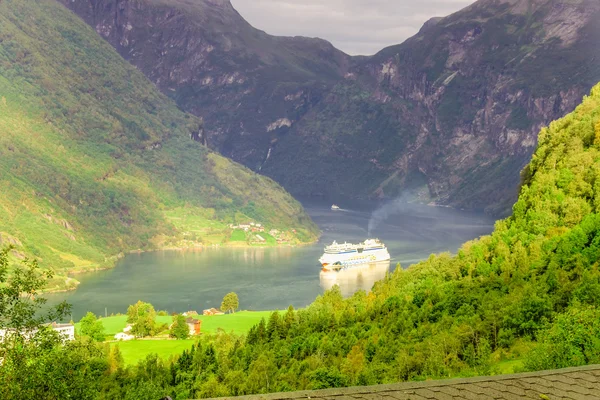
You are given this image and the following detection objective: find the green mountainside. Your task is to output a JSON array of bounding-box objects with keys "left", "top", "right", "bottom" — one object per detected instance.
[
  {"left": 0, "top": 0, "right": 318, "bottom": 291},
  {"left": 2, "top": 84, "right": 598, "bottom": 399}
]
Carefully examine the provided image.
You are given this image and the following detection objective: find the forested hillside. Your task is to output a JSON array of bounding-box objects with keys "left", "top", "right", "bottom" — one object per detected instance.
[
  {"left": 0, "top": 0, "right": 318, "bottom": 291},
  {"left": 3, "top": 83, "right": 599, "bottom": 399}
]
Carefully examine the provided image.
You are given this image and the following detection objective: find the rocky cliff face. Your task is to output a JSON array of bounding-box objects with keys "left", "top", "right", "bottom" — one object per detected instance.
[
  {"left": 58, "top": 0, "right": 351, "bottom": 168},
  {"left": 337, "top": 0, "right": 600, "bottom": 214},
  {"left": 59, "top": 0, "right": 600, "bottom": 215}
]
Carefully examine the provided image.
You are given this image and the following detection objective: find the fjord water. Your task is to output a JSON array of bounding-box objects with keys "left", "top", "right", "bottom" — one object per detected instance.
[{"left": 47, "top": 202, "right": 494, "bottom": 319}]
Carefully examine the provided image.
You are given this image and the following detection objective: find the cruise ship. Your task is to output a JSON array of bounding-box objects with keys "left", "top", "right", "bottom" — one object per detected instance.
[{"left": 319, "top": 239, "right": 390, "bottom": 270}]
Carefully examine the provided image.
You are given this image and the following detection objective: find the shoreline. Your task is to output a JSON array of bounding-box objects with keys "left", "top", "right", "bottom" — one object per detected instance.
[
  {"left": 68, "top": 266, "right": 113, "bottom": 275},
  {"left": 45, "top": 234, "right": 321, "bottom": 294}
]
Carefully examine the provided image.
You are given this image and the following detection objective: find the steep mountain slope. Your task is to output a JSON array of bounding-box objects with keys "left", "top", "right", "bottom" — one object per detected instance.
[
  {"left": 0, "top": 0, "right": 318, "bottom": 291},
  {"left": 59, "top": 0, "right": 600, "bottom": 215},
  {"left": 57, "top": 0, "right": 352, "bottom": 169},
  {"left": 332, "top": 0, "right": 600, "bottom": 214}
]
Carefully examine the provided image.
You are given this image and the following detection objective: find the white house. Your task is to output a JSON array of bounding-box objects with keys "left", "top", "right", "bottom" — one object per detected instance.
[
  {"left": 114, "top": 332, "right": 134, "bottom": 341},
  {"left": 51, "top": 323, "right": 75, "bottom": 341},
  {"left": 182, "top": 311, "right": 198, "bottom": 317},
  {"left": 0, "top": 322, "right": 75, "bottom": 342}
]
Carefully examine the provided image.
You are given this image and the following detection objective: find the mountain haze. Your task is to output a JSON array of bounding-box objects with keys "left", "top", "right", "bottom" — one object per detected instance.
[
  {"left": 59, "top": 0, "right": 600, "bottom": 215},
  {"left": 0, "top": 0, "right": 318, "bottom": 291}
]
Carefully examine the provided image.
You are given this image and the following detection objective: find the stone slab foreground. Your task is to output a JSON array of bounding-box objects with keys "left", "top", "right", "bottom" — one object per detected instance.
[{"left": 205, "top": 364, "right": 600, "bottom": 400}]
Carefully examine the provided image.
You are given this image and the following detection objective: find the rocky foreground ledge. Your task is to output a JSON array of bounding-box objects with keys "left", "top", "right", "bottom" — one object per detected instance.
[{"left": 203, "top": 364, "right": 600, "bottom": 400}]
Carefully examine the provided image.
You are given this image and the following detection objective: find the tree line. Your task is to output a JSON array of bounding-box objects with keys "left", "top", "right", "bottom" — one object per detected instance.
[{"left": 80, "top": 291, "right": 239, "bottom": 342}]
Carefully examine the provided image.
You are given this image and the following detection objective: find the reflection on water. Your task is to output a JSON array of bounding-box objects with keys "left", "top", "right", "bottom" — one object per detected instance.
[
  {"left": 319, "top": 261, "right": 390, "bottom": 297},
  {"left": 46, "top": 201, "right": 495, "bottom": 318}
]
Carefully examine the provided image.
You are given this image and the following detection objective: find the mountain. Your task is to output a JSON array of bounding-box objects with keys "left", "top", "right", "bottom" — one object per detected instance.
[
  {"left": 57, "top": 0, "right": 352, "bottom": 166},
  {"left": 0, "top": 0, "right": 318, "bottom": 291},
  {"left": 59, "top": 0, "right": 600, "bottom": 215},
  {"left": 336, "top": 0, "right": 600, "bottom": 214}
]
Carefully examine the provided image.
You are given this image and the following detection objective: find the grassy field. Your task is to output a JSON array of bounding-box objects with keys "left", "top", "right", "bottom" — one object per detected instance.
[
  {"left": 193, "top": 311, "right": 273, "bottom": 333},
  {"left": 258, "top": 232, "right": 277, "bottom": 245},
  {"left": 229, "top": 229, "right": 247, "bottom": 242},
  {"left": 78, "top": 311, "right": 273, "bottom": 338},
  {"left": 113, "top": 339, "right": 196, "bottom": 365},
  {"left": 95, "top": 311, "right": 274, "bottom": 365}
]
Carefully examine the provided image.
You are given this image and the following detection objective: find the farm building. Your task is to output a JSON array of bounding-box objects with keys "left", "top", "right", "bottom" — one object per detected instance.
[{"left": 185, "top": 318, "right": 201, "bottom": 335}]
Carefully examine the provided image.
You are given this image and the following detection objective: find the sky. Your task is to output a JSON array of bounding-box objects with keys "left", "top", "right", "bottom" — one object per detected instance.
[{"left": 230, "top": 0, "right": 475, "bottom": 55}]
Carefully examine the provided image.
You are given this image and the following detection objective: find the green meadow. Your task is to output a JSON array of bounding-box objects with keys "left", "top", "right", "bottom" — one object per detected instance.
[
  {"left": 82, "top": 311, "right": 273, "bottom": 337},
  {"left": 113, "top": 340, "right": 197, "bottom": 366},
  {"left": 87, "top": 311, "right": 272, "bottom": 336},
  {"left": 191, "top": 311, "right": 273, "bottom": 333},
  {"left": 89, "top": 311, "right": 274, "bottom": 364}
]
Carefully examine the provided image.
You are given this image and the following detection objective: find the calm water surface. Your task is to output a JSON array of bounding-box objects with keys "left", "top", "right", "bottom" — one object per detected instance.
[{"left": 47, "top": 201, "right": 495, "bottom": 319}]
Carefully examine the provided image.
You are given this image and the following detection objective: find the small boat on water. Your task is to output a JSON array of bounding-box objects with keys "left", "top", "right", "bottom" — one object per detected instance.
[
  {"left": 319, "top": 238, "right": 390, "bottom": 271},
  {"left": 331, "top": 204, "right": 340, "bottom": 210}
]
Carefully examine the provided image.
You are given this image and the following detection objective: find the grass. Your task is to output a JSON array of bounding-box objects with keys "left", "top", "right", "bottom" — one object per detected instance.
[
  {"left": 93, "top": 311, "right": 274, "bottom": 365},
  {"left": 492, "top": 359, "right": 524, "bottom": 374},
  {"left": 77, "top": 311, "right": 273, "bottom": 338},
  {"left": 112, "top": 339, "right": 196, "bottom": 366},
  {"left": 258, "top": 232, "right": 277, "bottom": 245},
  {"left": 192, "top": 311, "right": 273, "bottom": 334},
  {"left": 229, "top": 229, "right": 247, "bottom": 242}
]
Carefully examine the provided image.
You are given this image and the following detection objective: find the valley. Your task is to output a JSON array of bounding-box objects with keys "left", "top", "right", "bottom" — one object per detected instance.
[{"left": 1, "top": 0, "right": 600, "bottom": 398}]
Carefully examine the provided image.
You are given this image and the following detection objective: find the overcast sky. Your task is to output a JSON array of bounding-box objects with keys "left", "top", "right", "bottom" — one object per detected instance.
[{"left": 230, "top": 0, "right": 475, "bottom": 55}]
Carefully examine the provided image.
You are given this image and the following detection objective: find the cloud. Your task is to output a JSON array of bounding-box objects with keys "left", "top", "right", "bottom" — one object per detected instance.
[{"left": 231, "top": 0, "right": 475, "bottom": 55}]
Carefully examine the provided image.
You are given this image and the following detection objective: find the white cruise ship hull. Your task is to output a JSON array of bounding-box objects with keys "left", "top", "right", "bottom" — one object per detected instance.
[
  {"left": 319, "top": 247, "right": 390, "bottom": 270},
  {"left": 320, "top": 260, "right": 390, "bottom": 295}
]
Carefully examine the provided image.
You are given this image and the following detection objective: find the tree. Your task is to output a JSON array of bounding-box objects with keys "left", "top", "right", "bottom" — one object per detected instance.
[
  {"left": 246, "top": 353, "right": 278, "bottom": 393},
  {"left": 524, "top": 305, "right": 600, "bottom": 371},
  {"left": 107, "top": 343, "right": 124, "bottom": 373},
  {"left": 78, "top": 312, "right": 105, "bottom": 342},
  {"left": 126, "top": 300, "right": 157, "bottom": 337},
  {"left": 0, "top": 246, "right": 109, "bottom": 399},
  {"left": 221, "top": 292, "right": 239, "bottom": 314},
  {"left": 266, "top": 311, "right": 281, "bottom": 341},
  {"left": 0, "top": 246, "right": 70, "bottom": 334},
  {"left": 170, "top": 315, "right": 189, "bottom": 340}
]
